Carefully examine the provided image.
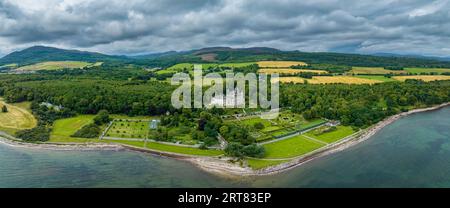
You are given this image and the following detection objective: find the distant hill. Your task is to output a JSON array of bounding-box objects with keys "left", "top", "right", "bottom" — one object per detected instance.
[
  {"left": 0, "top": 46, "right": 128, "bottom": 66},
  {"left": 2, "top": 45, "right": 450, "bottom": 69},
  {"left": 134, "top": 46, "right": 450, "bottom": 68}
]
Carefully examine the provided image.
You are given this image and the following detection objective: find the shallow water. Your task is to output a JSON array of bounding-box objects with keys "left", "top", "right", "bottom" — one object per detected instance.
[{"left": 1, "top": 107, "right": 449, "bottom": 188}]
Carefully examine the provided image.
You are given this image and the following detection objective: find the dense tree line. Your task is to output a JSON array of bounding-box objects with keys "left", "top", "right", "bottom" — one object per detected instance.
[
  {"left": 280, "top": 80, "right": 450, "bottom": 127},
  {"left": 1, "top": 79, "right": 176, "bottom": 116}
]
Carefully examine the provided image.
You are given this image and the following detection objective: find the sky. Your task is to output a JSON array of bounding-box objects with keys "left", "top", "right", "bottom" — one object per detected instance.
[{"left": 1, "top": 0, "right": 450, "bottom": 57}]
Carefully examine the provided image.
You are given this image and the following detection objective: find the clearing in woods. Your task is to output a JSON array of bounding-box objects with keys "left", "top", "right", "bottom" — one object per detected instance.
[{"left": 0, "top": 99, "right": 37, "bottom": 135}]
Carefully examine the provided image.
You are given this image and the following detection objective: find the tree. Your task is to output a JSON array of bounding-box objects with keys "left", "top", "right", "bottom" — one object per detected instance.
[
  {"left": 253, "top": 122, "right": 265, "bottom": 130},
  {"left": 1, "top": 105, "right": 7, "bottom": 113},
  {"left": 94, "top": 110, "right": 111, "bottom": 125}
]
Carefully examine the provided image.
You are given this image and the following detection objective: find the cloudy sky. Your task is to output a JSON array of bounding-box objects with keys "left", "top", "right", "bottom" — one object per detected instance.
[{"left": 1, "top": 0, "right": 450, "bottom": 57}]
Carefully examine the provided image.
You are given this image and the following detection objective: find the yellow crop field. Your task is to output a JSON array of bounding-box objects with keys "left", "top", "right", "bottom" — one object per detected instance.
[
  {"left": 259, "top": 68, "right": 328, "bottom": 74},
  {"left": 393, "top": 75, "right": 450, "bottom": 82},
  {"left": 351, "top": 67, "right": 406, "bottom": 75},
  {"left": 257, "top": 61, "right": 307, "bottom": 68},
  {"left": 15, "top": 61, "right": 103, "bottom": 71},
  {"left": 0, "top": 99, "right": 37, "bottom": 134},
  {"left": 278, "top": 76, "right": 383, "bottom": 84}
]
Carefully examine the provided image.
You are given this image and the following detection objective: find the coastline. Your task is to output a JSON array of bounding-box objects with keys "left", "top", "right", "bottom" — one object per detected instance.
[
  {"left": 185, "top": 102, "right": 450, "bottom": 176},
  {"left": 0, "top": 102, "right": 449, "bottom": 177}
]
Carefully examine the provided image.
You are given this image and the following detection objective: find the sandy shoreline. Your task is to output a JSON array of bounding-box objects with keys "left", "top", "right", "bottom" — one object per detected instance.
[{"left": 1, "top": 102, "right": 449, "bottom": 177}]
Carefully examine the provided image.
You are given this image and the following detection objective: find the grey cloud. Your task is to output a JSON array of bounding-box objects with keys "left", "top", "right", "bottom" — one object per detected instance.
[{"left": 1, "top": 0, "right": 450, "bottom": 57}]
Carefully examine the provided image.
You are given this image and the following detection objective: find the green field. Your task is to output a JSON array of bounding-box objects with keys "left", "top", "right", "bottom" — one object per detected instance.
[
  {"left": 109, "top": 140, "right": 223, "bottom": 156},
  {"left": 351, "top": 67, "right": 406, "bottom": 75},
  {"left": 240, "top": 117, "right": 280, "bottom": 132},
  {"left": 355, "top": 75, "right": 397, "bottom": 82},
  {"left": 0, "top": 99, "right": 37, "bottom": 135},
  {"left": 106, "top": 120, "right": 149, "bottom": 139},
  {"left": 404, "top": 68, "right": 450, "bottom": 74},
  {"left": 246, "top": 158, "right": 290, "bottom": 170},
  {"left": 49, "top": 115, "right": 100, "bottom": 143},
  {"left": 305, "top": 126, "right": 355, "bottom": 143},
  {"left": 263, "top": 135, "right": 325, "bottom": 159},
  {"left": 15, "top": 61, "right": 103, "bottom": 71}
]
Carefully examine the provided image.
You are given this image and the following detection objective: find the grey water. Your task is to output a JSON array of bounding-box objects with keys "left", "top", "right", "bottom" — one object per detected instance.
[{"left": 1, "top": 107, "right": 449, "bottom": 188}]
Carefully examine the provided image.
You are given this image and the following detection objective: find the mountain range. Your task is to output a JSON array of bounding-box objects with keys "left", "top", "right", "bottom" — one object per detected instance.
[{"left": 1, "top": 45, "right": 450, "bottom": 68}]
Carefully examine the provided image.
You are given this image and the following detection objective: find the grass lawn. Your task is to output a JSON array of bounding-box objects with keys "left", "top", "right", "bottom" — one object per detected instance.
[
  {"left": 246, "top": 158, "right": 290, "bottom": 170},
  {"left": 49, "top": 115, "right": 99, "bottom": 143},
  {"left": 299, "top": 119, "right": 327, "bottom": 131},
  {"left": 109, "top": 140, "right": 223, "bottom": 156},
  {"left": 305, "top": 126, "right": 355, "bottom": 143},
  {"left": 405, "top": 68, "right": 450, "bottom": 74},
  {"left": 263, "top": 135, "right": 325, "bottom": 159},
  {"left": 241, "top": 117, "right": 277, "bottom": 130},
  {"left": 0, "top": 99, "right": 37, "bottom": 135},
  {"left": 356, "top": 75, "right": 397, "bottom": 82}
]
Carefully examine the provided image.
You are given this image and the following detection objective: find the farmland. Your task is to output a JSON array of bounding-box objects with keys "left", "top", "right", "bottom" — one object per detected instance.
[
  {"left": 404, "top": 68, "right": 450, "bottom": 74},
  {"left": 258, "top": 68, "right": 328, "bottom": 74},
  {"left": 15, "top": 61, "right": 103, "bottom": 71},
  {"left": 355, "top": 75, "right": 397, "bottom": 82},
  {"left": 351, "top": 67, "right": 406, "bottom": 75},
  {"left": 49, "top": 115, "right": 98, "bottom": 143},
  {"left": 392, "top": 75, "right": 450, "bottom": 82},
  {"left": 278, "top": 76, "right": 383, "bottom": 84},
  {"left": 0, "top": 99, "right": 37, "bottom": 135},
  {"left": 257, "top": 61, "right": 307, "bottom": 68}
]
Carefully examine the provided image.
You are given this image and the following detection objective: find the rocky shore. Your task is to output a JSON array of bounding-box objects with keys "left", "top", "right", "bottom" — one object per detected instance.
[{"left": 1, "top": 102, "right": 449, "bottom": 177}]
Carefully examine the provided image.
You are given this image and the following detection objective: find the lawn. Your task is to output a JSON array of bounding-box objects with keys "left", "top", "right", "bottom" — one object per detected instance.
[
  {"left": 257, "top": 61, "right": 307, "bottom": 68},
  {"left": 405, "top": 68, "right": 450, "bottom": 74},
  {"left": 351, "top": 67, "right": 406, "bottom": 75},
  {"left": 355, "top": 75, "right": 397, "bottom": 82},
  {"left": 298, "top": 119, "right": 327, "bottom": 131},
  {"left": 263, "top": 135, "right": 325, "bottom": 159},
  {"left": 246, "top": 158, "right": 290, "bottom": 170},
  {"left": 240, "top": 117, "right": 278, "bottom": 131},
  {"left": 305, "top": 126, "right": 355, "bottom": 144},
  {"left": 15, "top": 61, "right": 102, "bottom": 71},
  {"left": 49, "top": 115, "right": 98, "bottom": 143},
  {"left": 0, "top": 99, "right": 37, "bottom": 135},
  {"left": 393, "top": 75, "right": 450, "bottom": 82},
  {"left": 109, "top": 140, "right": 223, "bottom": 156}
]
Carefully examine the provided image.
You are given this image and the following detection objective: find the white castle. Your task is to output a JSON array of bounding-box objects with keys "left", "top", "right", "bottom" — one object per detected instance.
[{"left": 208, "top": 87, "right": 245, "bottom": 108}]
